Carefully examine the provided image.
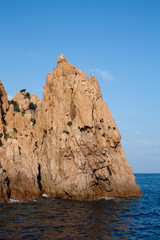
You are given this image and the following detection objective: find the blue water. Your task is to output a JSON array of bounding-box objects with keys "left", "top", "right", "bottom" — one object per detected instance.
[{"left": 0, "top": 174, "right": 159, "bottom": 239}]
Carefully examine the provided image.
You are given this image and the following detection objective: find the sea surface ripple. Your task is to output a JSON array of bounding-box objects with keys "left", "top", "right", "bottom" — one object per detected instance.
[{"left": 0, "top": 174, "right": 159, "bottom": 239}]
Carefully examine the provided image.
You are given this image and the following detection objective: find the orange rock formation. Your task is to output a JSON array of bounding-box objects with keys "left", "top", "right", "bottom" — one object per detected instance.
[{"left": 0, "top": 55, "right": 141, "bottom": 202}]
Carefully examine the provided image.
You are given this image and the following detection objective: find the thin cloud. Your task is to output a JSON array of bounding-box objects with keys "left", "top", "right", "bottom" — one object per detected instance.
[
  {"left": 133, "top": 140, "right": 160, "bottom": 147},
  {"left": 136, "top": 131, "right": 142, "bottom": 136},
  {"left": 89, "top": 68, "right": 114, "bottom": 81}
]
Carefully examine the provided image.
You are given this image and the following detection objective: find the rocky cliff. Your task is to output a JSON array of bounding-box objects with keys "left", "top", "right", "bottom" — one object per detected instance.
[{"left": 0, "top": 54, "right": 141, "bottom": 202}]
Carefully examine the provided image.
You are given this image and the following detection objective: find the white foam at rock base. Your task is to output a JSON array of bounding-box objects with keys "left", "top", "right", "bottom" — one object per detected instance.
[
  {"left": 42, "top": 194, "right": 48, "bottom": 198},
  {"left": 9, "top": 199, "right": 23, "bottom": 203},
  {"left": 98, "top": 197, "right": 114, "bottom": 201}
]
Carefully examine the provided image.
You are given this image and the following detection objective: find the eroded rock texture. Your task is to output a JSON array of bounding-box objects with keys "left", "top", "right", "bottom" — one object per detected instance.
[{"left": 0, "top": 55, "right": 141, "bottom": 202}]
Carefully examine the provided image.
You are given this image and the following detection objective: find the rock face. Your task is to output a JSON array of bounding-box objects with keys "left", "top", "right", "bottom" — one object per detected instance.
[{"left": 0, "top": 55, "right": 141, "bottom": 202}]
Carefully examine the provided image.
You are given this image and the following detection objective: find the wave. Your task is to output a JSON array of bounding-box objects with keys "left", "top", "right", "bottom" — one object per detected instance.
[
  {"left": 9, "top": 199, "right": 24, "bottom": 203},
  {"left": 98, "top": 197, "right": 114, "bottom": 201}
]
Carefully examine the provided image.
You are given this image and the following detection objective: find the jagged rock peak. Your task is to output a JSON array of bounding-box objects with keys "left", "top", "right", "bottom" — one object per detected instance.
[
  {"left": 57, "top": 53, "right": 68, "bottom": 65},
  {"left": 0, "top": 56, "right": 142, "bottom": 202}
]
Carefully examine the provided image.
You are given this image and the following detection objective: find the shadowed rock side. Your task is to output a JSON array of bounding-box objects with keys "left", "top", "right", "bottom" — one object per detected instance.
[{"left": 0, "top": 55, "right": 142, "bottom": 202}]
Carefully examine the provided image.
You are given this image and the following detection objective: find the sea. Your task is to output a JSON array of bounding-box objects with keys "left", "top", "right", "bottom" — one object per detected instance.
[{"left": 0, "top": 174, "right": 159, "bottom": 239}]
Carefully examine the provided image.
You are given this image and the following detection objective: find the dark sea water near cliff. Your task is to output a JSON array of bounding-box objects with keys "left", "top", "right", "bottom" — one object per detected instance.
[{"left": 0, "top": 174, "right": 160, "bottom": 240}]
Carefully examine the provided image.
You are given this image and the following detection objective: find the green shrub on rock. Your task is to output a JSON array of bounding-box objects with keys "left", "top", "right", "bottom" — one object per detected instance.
[
  {"left": 21, "top": 110, "right": 25, "bottom": 116},
  {"left": 31, "top": 118, "right": 36, "bottom": 126},
  {"left": 29, "top": 102, "right": 37, "bottom": 110},
  {"left": 4, "top": 133, "right": 10, "bottom": 141},
  {"left": 20, "top": 89, "right": 26, "bottom": 94},
  {"left": 10, "top": 100, "right": 20, "bottom": 113},
  {"left": 24, "top": 92, "right": 30, "bottom": 100},
  {"left": 14, "top": 105, "right": 20, "bottom": 112},
  {"left": 13, "top": 128, "right": 18, "bottom": 133},
  {"left": 63, "top": 130, "right": 70, "bottom": 135},
  {"left": 67, "top": 121, "right": 72, "bottom": 126}
]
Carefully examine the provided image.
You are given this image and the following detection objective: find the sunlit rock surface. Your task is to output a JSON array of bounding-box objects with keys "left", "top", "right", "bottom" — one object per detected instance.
[{"left": 0, "top": 55, "right": 141, "bottom": 202}]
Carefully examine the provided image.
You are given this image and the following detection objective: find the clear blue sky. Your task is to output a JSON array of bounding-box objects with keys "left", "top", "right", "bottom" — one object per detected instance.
[{"left": 0, "top": 0, "right": 160, "bottom": 173}]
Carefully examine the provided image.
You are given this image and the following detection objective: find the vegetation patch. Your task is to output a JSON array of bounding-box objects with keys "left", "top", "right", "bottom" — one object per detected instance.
[
  {"left": 21, "top": 110, "right": 25, "bottom": 116},
  {"left": 31, "top": 118, "right": 36, "bottom": 126},
  {"left": 63, "top": 130, "right": 70, "bottom": 135},
  {"left": 20, "top": 89, "right": 31, "bottom": 100},
  {"left": 4, "top": 133, "right": 10, "bottom": 141},
  {"left": 20, "top": 89, "right": 26, "bottom": 93},
  {"left": 24, "top": 92, "right": 30, "bottom": 100},
  {"left": 28, "top": 102, "right": 37, "bottom": 110},
  {"left": 14, "top": 105, "right": 20, "bottom": 112},
  {"left": 13, "top": 128, "right": 18, "bottom": 133},
  {"left": 0, "top": 133, "right": 3, "bottom": 138},
  {"left": 9, "top": 100, "right": 20, "bottom": 113},
  {"left": 67, "top": 121, "right": 72, "bottom": 126}
]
